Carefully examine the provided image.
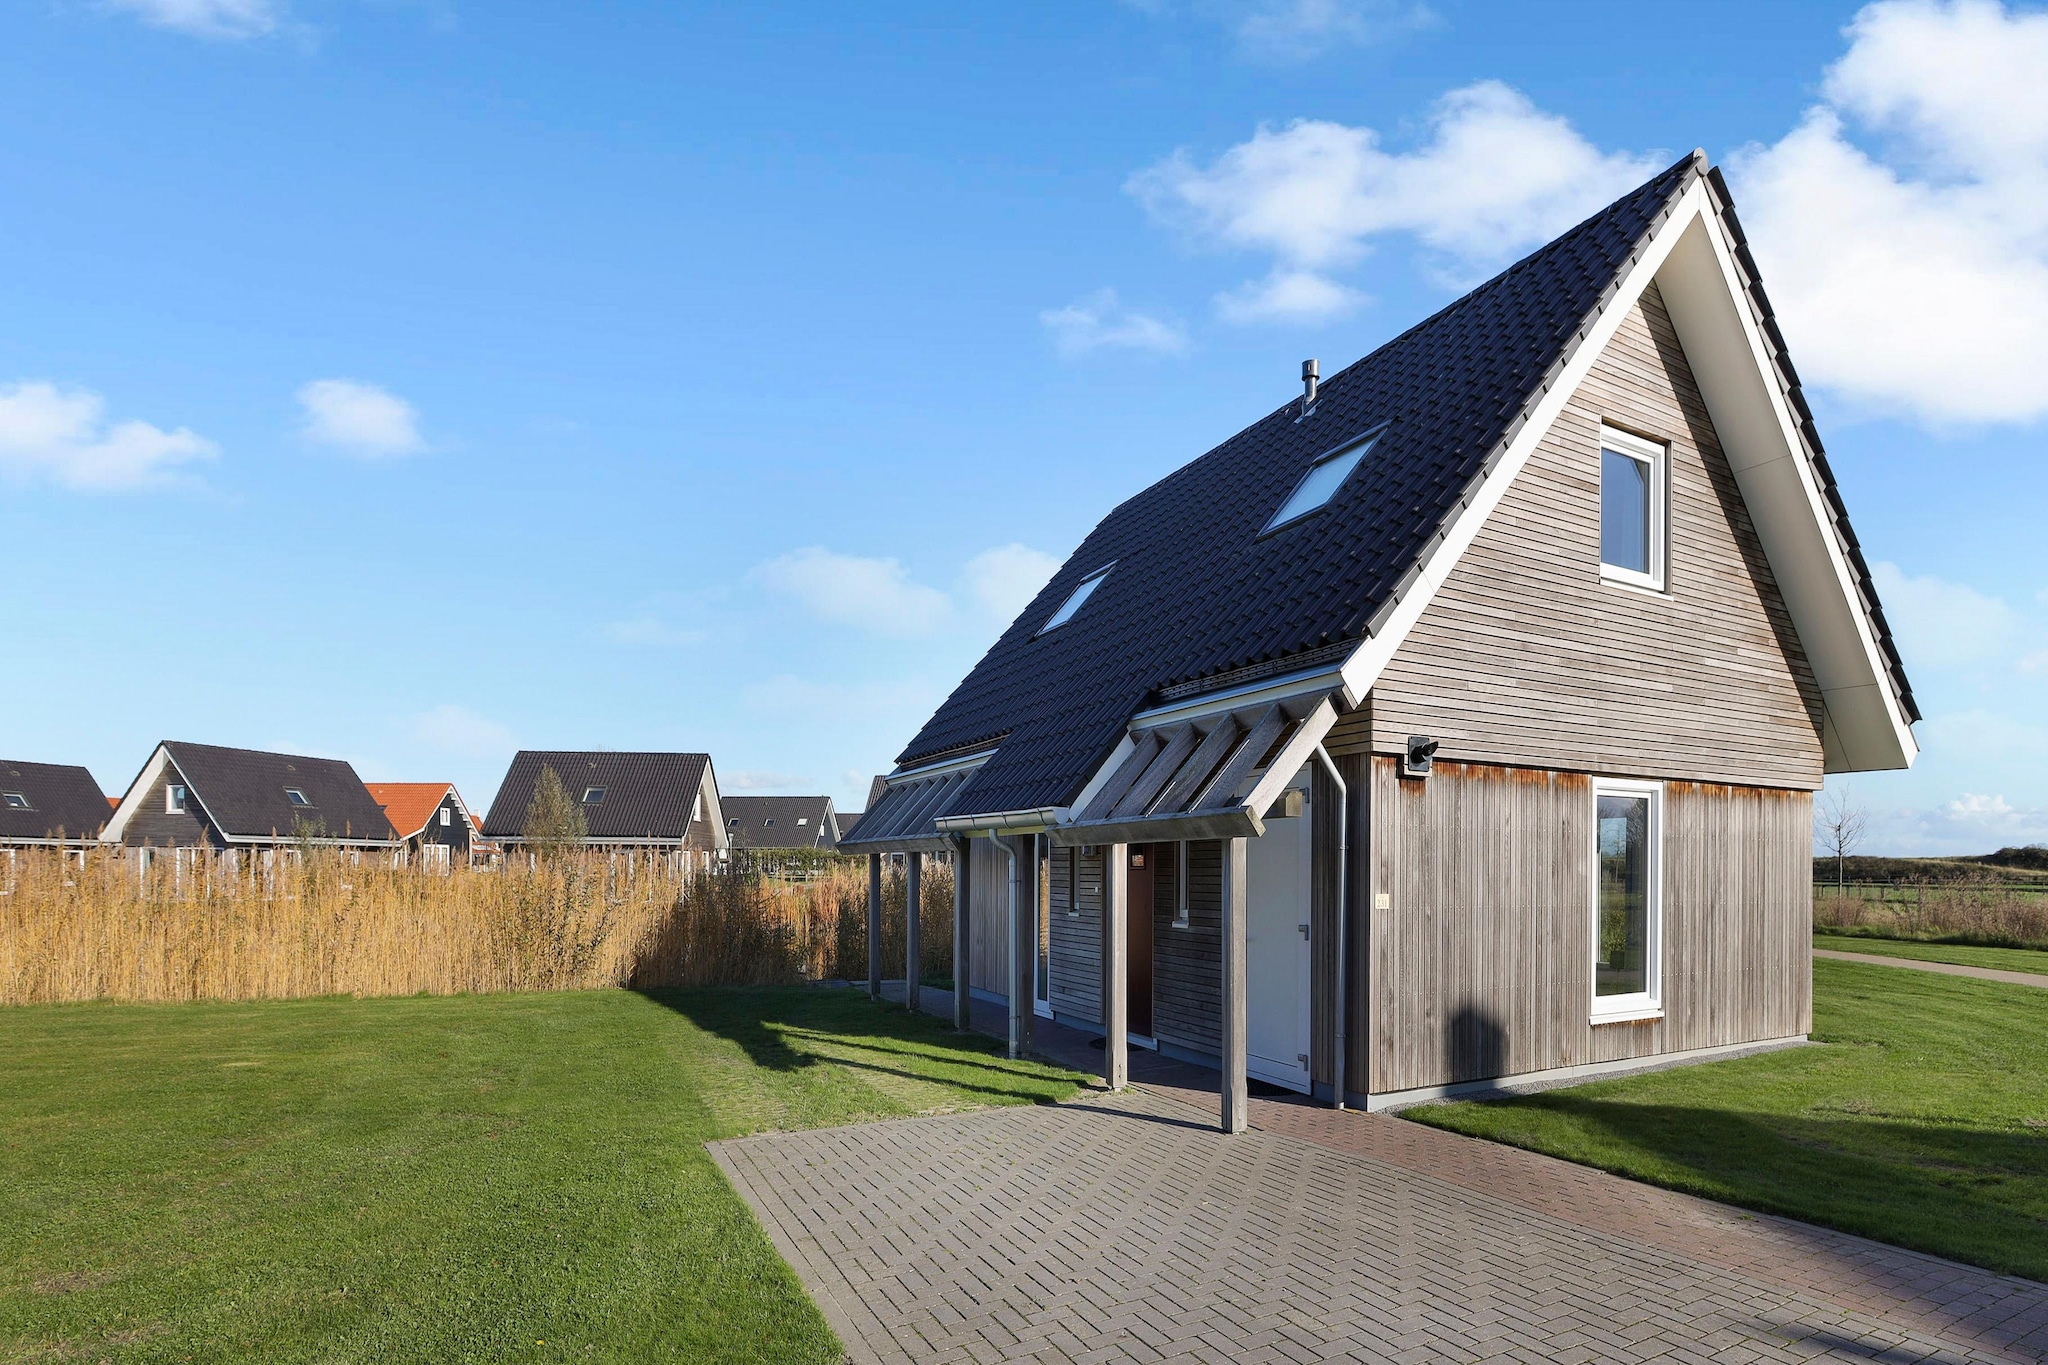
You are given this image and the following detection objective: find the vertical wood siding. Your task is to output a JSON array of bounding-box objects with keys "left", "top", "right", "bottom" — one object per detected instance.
[
  {"left": 1369, "top": 283, "right": 1827, "bottom": 791},
  {"left": 1048, "top": 845, "right": 1106, "bottom": 1023},
  {"left": 1151, "top": 839, "right": 1222, "bottom": 1058},
  {"left": 1368, "top": 757, "right": 1811, "bottom": 1094},
  {"left": 967, "top": 837, "right": 1010, "bottom": 997}
]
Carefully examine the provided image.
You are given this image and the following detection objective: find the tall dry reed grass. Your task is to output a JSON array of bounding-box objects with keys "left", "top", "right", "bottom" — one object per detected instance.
[
  {"left": 1813, "top": 881, "right": 2048, "bottom": 950},
  {"left": 0, "top": 847, "right": 953, "bottom": 1006}
]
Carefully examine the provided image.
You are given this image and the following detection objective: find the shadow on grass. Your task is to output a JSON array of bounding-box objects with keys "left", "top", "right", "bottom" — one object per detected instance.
[
  {"left": 636, "top": 986, "right": 1078, "bottom": 1108},
  {"left": 1428, "top": 1092, "right": 2048, "bottom": 1283}
]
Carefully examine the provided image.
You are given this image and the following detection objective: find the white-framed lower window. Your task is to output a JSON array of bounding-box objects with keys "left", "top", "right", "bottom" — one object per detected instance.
[
  {"left": 1598, "top": 425, "right": 1667, "bottom": 592},
  {"left": 1591, "top": 778, "right": 1662, "bottom": 1023},
  {"left": 1172, "top": 841, "right": 1190, "bottom": 928}
]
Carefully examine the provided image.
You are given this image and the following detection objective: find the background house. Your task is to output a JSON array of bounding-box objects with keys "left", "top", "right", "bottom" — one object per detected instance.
[
  {"left": 481, "top": 751, "right": 726, "bottom": 861},
  {"left": 0, "top": 760, "right": 110, "bottom": 847},
  {"left": 722, "top": 795, "right": 840, "bottom": 850},
  {"left": 102, "top": 742, "right": 398, "bottom": 851},
  {"left": 365, "top": 782, "right": 476, "bottom": 869}
]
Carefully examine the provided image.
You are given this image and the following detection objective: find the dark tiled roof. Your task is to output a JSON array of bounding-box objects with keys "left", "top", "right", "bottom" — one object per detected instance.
[
  {"left": 722, "top": 795, "right": 838, "bottom": 849},
  {"left": 892, "top": 154, "right": 1911, "bottom": 817},
  {"left": 483, "top": 751, "right": 712, "bottom": 842},
  {"left": 0, "top": 760, "right": 109, "bottom": 842},
  {"left": 163, "top": 742, "right": 396, "bottom": 842}
]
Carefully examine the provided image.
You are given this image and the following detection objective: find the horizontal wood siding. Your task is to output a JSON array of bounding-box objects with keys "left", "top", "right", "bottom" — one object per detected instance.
[
  {"left": 967, "top": 837, "right": 1010, "bottom": 997},
  {"left": 1370, "top": 283, "right": 1827, "bottom": 791},
  {"left": 1368, "top": 756, "right": 1811, "bottom": 1094},
  {"left": 1151, "top": 839, "right": 1222, "bottom": 1058},
  {"left": 1048, "top": 845, "right": 1105, "bottom": 1023},
  {"left": 123, "top": 769, "right": 224, "bottom": 849}
]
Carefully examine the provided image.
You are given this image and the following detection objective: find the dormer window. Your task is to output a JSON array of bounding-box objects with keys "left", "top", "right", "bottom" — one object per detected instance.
[
  {"left": 1600, "top": 426, "right": 1666, "bottom": 591},
  {"left": 284, "top": 788, "right": 311, "bottom": 807},
  {"left": 582, "top": 787, "right": 606, "bottom": 805},
  {"left": 1038, "top": 565, "right": 1112, "bottom": 635},
  {"left": 1263, "top": 427, "right": 1383, "bottom": 533},
  {"left": 2, "top": 792, "right": 30, "bottom": 811}
]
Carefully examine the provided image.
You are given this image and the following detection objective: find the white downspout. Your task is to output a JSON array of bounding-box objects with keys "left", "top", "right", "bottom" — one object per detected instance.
[
  {"left": 994, "top": 833, "right": 1024, "bottom": 1059},
  {"left": 1312, "top": 742, "right": 1349, "bottom": 1110}
]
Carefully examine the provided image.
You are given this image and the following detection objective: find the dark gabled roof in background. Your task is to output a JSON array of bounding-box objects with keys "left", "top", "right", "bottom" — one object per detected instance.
[
  {"left": 892, "top": 153, "right": 1912, "bottom": 818},
  {"left": 162, "top": 742, "right": 396, "bottom": 842},
  {"left": 722, "top": 795, "right": 837, "bottom": 850},
  {"left": 482, "top": 751, "right": 712, "bottom": 841},
  {"left": 0, "top": 760, "right": 109, "bottom": 842}
]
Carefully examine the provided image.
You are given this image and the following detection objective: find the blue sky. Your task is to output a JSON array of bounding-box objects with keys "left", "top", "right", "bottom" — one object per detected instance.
[{"left": 2, "top": 0, "right": 2043, "bottom": 852}]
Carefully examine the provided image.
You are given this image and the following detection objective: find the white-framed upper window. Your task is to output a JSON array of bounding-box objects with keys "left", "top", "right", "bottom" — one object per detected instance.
[
  {"left": 1591, "top": 778, "right": 1662, "bottom": 1023},
  {"left": 3, "top": 791, "right": 31, "bottom": 811},
  {"left": 1262, "top": 427, "right": 1384, "bottom": 534},
  {"left": 165, "top": 785, "right": 187, "bottom": 814},
  {"left": 582, "top": 786, "right": 606, "bottom": 805},
  {"left": 1599, "top": 426, "right": 1667, "bottom": 591},
  {"left": 439, "top": 807, "right": 452, "bottom": 827},
  {"left": 1038, "top": 564, "right": 1112, "bottom": 635},
  {"left": 284, "top": 787, "right": 311, "bottom": 808},
  {"left": 764, "top": 817, "right": 776, "bottom": 827},
  {"left": 692, "top": 794, "right": 703, "bottom": 822}
]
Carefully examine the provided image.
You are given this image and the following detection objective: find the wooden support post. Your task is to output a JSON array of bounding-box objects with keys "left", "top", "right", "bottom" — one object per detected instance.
[
  {"left": 867, "top": 852, "right": 883, "bottom": 1001},
  {"left": 952, "top": 834, "right": 972, "bottom": 1031},
  {"left": 905, "top": 851, "right": 923, "bottom": 1017},
  {"left": 1102, "top": 842, "right": 1129, "bottom": 1091},
  {"left": 1221, "top": 835, "right": 1249, "bottom": 1134},
  {"left": 1000, "top": 834, "right": 1037, "bottom": 1060}
]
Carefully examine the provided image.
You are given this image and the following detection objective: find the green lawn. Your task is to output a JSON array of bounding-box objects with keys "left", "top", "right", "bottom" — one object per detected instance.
[
  {"left": 1407, "top": 958, "right": 2048, "bottom": 1280},
  {"left": 0, "top": 987, "right": 1082, "bottom": 1364},
  {"left": 1814, "top": 932, "right": 2048, "bottom": 976}
]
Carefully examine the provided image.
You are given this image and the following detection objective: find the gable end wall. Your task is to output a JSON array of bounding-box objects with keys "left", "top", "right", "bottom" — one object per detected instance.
[{"left": 1356, "top": 282, "right": 1827, "bottom": 791}]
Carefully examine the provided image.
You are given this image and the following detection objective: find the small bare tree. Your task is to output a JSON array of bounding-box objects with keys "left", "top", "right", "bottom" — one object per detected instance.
[
  {"left": 1815, "top": 787, "right": 1868, "bottom": 890},
  {"left": 521, "top": 764, "right": 587, "bottom": 861}
]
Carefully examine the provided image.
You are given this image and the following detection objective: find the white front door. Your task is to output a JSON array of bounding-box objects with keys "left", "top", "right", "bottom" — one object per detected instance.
[{"left": 1244, "top": 774, "right": 1312, "bottom": 1093}]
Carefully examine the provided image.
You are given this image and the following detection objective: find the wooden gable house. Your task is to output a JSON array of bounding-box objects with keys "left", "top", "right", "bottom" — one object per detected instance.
[{"left": 840, "top": 153, "right": 1916, "bottom": 1128}]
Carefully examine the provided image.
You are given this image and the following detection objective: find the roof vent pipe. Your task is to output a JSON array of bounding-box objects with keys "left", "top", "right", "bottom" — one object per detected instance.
[{"left": 1301, "top": 358, "right": 1319, "bottom": 412}]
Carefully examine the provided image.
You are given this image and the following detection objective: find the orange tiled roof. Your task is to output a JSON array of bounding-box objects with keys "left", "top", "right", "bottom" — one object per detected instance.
[{"left": 364, "top": 782, "right": 456, "bottom": 839}]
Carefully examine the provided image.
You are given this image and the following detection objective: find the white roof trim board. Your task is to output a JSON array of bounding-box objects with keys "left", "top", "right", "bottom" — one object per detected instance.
[{"left": 1336, "top": 175, "right": 1916, "bottom": 774}]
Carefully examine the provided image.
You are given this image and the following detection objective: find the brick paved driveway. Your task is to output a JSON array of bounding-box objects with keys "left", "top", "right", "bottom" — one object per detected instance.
[{"left": 713, "top": 1080, "right": 2048, "bottom": 1365}]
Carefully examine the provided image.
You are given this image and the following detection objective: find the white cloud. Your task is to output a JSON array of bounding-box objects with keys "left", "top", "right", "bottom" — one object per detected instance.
[
  {"left": 408, "top": 705, "right": 514, "bottom": 760},
  {"left": 297, "top": 379, "right": 426, "bottom": 458},
  {"left": 755, "top": 542, "right": 1067, "bottom": 639},
  {"left": 755, "top": 548, "right": 954, "bottom": 638},
  {"left": 724, "top": 769, "right": 813, "bottom": 792},
  {"left": 1732, "top": 0, "right": 2048, "bottom": 424},
  {"left": 1215, "top": 269, "right": 1368, "bottom": 324},
  {"left": 600, "top": 616, "right": 707, "bottom": 648},
  {"left": 1128, "top": 82, "right": 1661, "bottom": 321},
  {"left": 959, "top": 544, "right": 1062, "bottom": 626},
  {"left": 1870, "top": 561, "right": 2023, "bottom": 670},
  {"left": 0, "top": 380, "right": 216, "bottom": 491},
  {"left": 105, "top": 0, "right": 281, "bottom": 39},
  {"left": 1126, "top": 0, "right": 1435, "bottom": 62},
  {"left": 1039, "top": 290, "right": 1188, "bottom": 357}
]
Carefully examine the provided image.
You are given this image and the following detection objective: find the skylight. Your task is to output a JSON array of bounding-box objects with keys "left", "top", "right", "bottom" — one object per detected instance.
[
  {"left": 1038, "top": 565, "right": 1112, "bottom": 635},
  {"left": 284, "top": 788, "right": 311, "bottom": 807},
  {"left": 1263, "top": 429, "right": 1383, "bottom": 533},
  {"left": 582, "top": 786, "right": 606, "bottom": 805},
  {"left": 2, "top": 792, "right": 29, "bottom": 810}
]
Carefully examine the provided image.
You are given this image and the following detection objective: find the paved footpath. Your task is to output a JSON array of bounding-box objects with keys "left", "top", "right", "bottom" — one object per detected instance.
[
  {"left": 1814, "top": 948, "right": 2048, "bottom": 991},
  {"left": 713, "top": 996, "right": 2048, "bottom": 1365}
]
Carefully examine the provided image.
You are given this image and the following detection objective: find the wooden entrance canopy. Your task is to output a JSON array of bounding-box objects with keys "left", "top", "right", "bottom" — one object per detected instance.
[{"left": 1050, "top": 692, "right": 1339, "bottom": 847}]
